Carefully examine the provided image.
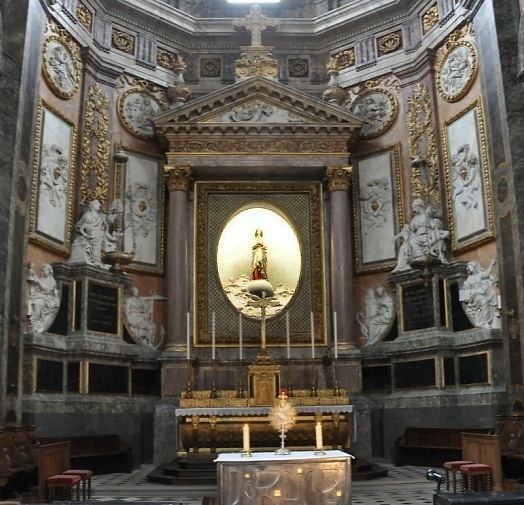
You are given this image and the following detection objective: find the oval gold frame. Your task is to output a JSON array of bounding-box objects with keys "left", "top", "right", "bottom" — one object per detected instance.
[
  {"left": 436, "top": 41, "right": 478, "bottom": 103},
  {"left": 117, "top": 89, "right": 162, "bottom": 140},
  {"left": 349, "top": 89, "right": 398, "bottom": 139},
  {"left": 42, "top": 36, "right": 81, "bottom": 100}
]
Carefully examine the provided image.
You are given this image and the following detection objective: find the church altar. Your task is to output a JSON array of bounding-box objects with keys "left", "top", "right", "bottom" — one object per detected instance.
[
  {"left": 175, "top": 395, "right": 352, "bottom": 454},
  {"left": 215, "top": 450, "right": 353, "bottom": 505}
]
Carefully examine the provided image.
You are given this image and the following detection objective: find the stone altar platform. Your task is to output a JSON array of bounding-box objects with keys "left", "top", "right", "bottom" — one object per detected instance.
[{"left": 216, "top": 450, "right": 353, "bottom": 505}]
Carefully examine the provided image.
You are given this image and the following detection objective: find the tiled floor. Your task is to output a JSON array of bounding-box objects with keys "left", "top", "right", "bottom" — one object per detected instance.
[{"left": 91, "top": 462, "right": 437, "bottom": 505}]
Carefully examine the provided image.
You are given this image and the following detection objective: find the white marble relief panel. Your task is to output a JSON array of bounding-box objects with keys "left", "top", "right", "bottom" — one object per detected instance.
[
  {"left": 442, "top": 100, "right": 493, "bottom": 251},
  {"left": 354, "top": 146, "right": 401, "bottom": 272},
  {"left": 210, "top": 100, "right": 305, "bottom": 123},
  {"left": 122, "top": 151, "right": 162, "bottom": 271},
  {"left": 31, "top": 103, "right": 76, "bottom": 254}
]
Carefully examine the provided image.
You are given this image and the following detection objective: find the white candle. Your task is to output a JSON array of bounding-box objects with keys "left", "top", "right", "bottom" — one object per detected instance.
[
  {"left": 333, "top": 311, "right": 338, "bottom": 359},
  {"left": 212, "top": 311, "right": 216, "bottom": 360},
  {"left": 187, "top": 312, "right": 191, "bottom": 361},
  {"left": 310, "top": 312, "right": 315, "bottom": 360},
  {"left": 242, "top": 423, "right": 250, "bottom": 452},
  {"left": 239, "top": 312, "right": 243, "bottom": 361},
  {"left": 315, "top": 422, "right": 323, "bottom": 450},
  {"left": 286, "top": 312, "right": 290, "bottom": 360}
]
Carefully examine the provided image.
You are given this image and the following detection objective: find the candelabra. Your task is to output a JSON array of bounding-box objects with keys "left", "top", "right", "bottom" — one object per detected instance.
[{"left": 185, "top": 359, "right": 193, "bottom": 398}]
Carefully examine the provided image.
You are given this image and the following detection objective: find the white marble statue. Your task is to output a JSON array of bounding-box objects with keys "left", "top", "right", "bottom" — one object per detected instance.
[
  {"left": 26, "top": 263, "right": 60, "bottom": 333},
  {"left": 452, "top": 144, "right": 481, "bottom": 210},
  {"left": 68, "top": 199, "right": 122, "bottom": 268},
  {"left": 392, "top": 199, "right": 449, "bottom": 272},
  {"left": 124, "top": 287, "right": 156, "bottom": 348},
  {"left": 459, "top": 258, "right": 502, "bottom": 329},
  {"left": 359, "top": 177, "right": 391, "bottom": 234},
  {"left": 356, "top": 286, "right": 394, "bottom": 346}
]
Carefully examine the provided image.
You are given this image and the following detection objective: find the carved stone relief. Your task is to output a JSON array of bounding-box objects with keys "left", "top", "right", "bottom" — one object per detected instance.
[
  {"left": 436, "top": 25, "right": 478, "bottom": 102},
  {"left": 356, "top": 286, "right": 395, "bottom": 345},
  {"left": 26, "top": 263, "right": 60, "bottom": 334},
  {"left": 42, "top": 23, "right": 81, "bottom": 99},
  {"left": 76, "top": 3, "right": 93, "bottom": 32},
  {"left": 377, "top": 31, "right": 402, "bottom": 56},
  {"left": 288, "top": 58, "right": 309, "bottom": 78},
  {"left": 332, "top": 48, "right": 355, "bottom": 70},
  {"left": 200, "top": 57, "right": 221, "bottom": 78},
  {"left": 112, "top": 28, "right": 135, "bottom": 54},
  {"left": 157, "top": 48, "right": 177, "bottom": 70},
  {"left": 124, "top": 287, "right": 157, "bottom": 348},
  {"left": 459, "top": 259, "right": 502, "bottom": 329},
  {"left": 422, "top": 5, "right": 439, "bottom": 34}
]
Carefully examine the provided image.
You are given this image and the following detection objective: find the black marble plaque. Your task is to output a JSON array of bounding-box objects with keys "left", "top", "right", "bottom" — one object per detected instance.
[
  {"left": 36, "top": 359, "right": 63, "bottom": 393},
  {"left": 362, "top": 365, "right": 391, "bottom": 392},
  {"left": 74, "top": 281, "right": 83, "bottom": 331},
  {"left": 444, "top": 357, "right": 455, "bottom": 386},
  {"left": 402, "top": 282, "right": 434, "bottom": 331},
  {"left": 87, "top": 281, "right": 119, "bottom": 334},
  {"left": 67, "top": 361, "right": 81, "bottom": 392},
  {"left": 459, "top": 353, "right": 489, "bottom": 385},
  {"left": 48, "top": 284, "right": 69, "bottom": 335},
  {"left": 89, "top": 363, "right": 128, "bottom": 394},
  {"left": 449, "top": 282, "right": 474, "bottom": 331},
  {"left": 394, "top": 358, "right": 436, "bottom": 388},
  {"left": 132, "top": 368, "right": 161, "bottom": 396}
]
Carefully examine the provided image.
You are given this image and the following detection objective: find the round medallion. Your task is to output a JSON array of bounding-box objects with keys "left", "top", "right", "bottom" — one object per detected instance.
[
  {"left": 42, "top": 38, "right": 80, "bottom": 99},
  {"left": 117, "top": 90, "right": 162, "bottom": 139},
  {"left": 349, "top": 90, "right": 397, "bottom": 139},
  {"left": 437, "top": 42, "right": 478, "bottom": 102}
]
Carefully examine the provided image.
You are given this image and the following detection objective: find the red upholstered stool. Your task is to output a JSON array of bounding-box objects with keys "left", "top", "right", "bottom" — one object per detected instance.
[
  {"left": 443, "top": 460, "right": 474, "bottom": 492},
  {"left": 47, "top": 474, "right": 81, "bottom": 502},
  {"left": 459, "top": 463, "right": 492, "bottom": 492},
  {"left": 64, "top": 469, "right": 93, "bottom": 500}
]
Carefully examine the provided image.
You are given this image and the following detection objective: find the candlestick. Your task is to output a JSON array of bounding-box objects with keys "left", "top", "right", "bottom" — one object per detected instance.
[
  {"left": 242, "top": 423, "right": 251, "bottom": 455},
  {"left": 239, "top": 312, "right": 243, "bottom": 361},
  {"left": 212, "top": 311, "right": 216, "bottom": 360},
  {"left": 310, "top": 312, "right": 315, "bottom": 360},
  {"left": 186, "top": 312, "right": 191, "bottom": 361},
  {"left": 286, "top": 312, "right": 290, "bottom": 360},
  {"left": 315, "top": 422, "right": 323, "bottom": 450},
  {"left": 333, "top": 311, "right": 338, "bottom": 359}
]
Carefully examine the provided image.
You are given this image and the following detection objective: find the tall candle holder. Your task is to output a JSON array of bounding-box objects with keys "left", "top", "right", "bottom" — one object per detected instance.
[
  {"left": 310, "top": 357, "right": 318, "bottom": 397},
  {"left": 237, "top": 358, "right": 245, "bottom": 398},
  {"left": 210, "top": 358, "right": 217, "bottom": 398},
  {"left": 185, "top": 359, "right": 193, "bottom": 398},
  {"left": 333, "top": 356, "right": 340, "bottom": 396},
  {"left": 286, "top": 357, "right": 293, "bottom": 397}
]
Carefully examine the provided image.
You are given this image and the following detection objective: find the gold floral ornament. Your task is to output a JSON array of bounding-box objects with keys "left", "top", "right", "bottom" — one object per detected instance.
[
  {"left": 42, "top": 23, "right": 82, "bottom": 99},
  {"left": 422, "top": 5, "right": 439, "bottom": 34},
  {"left": 76, "top": 3, "right": 93, "bottom": 32},
  {"left": 112, "top": 29, "right": 135, "bottom": 54},
  {"left": 377, "top": 31, "right": 402, "bottom": 55},
  {"left": 333, "top": 48, "right": 355, "bottom": 70},
  {"left": 80, "top": 84, "right": 110, "bottom": 205},
  {"left": 235, "top": 51, "right": 279, "bottom": 80},
  {"left": 157, "top": 48, "right": 177, "bottom": 70},
  {"left": 435, "top": 26, "right": 478, "bottom": 102},
  {"left": 269, "top": 391, "right": 297, "bottom": 455}
]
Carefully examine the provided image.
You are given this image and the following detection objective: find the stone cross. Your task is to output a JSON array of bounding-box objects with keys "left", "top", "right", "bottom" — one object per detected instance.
[{"left": 234, "top": 5, "right": 278, "bottom": 47}]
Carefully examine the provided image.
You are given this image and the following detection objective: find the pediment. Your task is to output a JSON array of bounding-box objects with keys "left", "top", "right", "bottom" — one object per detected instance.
[{"left": 154, "top": 76, "right": 362, "bottom": 134}]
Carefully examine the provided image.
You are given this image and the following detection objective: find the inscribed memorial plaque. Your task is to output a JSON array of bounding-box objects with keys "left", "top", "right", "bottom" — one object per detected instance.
[
  {"left": 402, "top": 282, "right": 434, "bottom": 331},
  {"left": 87, "top": 282, "right": 119, "bottom": 334}
]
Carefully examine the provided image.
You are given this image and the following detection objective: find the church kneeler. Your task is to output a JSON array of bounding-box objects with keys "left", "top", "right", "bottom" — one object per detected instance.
[
  {"left": 46, "top": 473, "right": 81, "bottom": 502},
  {"left": 63, "top": 469, "right": 93, "bottom": 500}
]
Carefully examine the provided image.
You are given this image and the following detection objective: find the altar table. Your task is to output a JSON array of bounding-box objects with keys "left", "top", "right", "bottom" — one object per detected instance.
[{"left": 215, "top": 450, "right": 353, "bottom": 505}]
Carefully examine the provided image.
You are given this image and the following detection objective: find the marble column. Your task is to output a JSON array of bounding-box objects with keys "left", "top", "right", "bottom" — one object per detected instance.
[
  {"left": 164, "top": 166, "right": 192, "bottom": 352},
  {"left": 325, "top": 166, "right": 356, "bottom": 350}
]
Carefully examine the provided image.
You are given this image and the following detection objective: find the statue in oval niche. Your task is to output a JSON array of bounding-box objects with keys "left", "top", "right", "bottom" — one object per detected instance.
[{"left": 217, "top": 206, "right": 301, "bottom": 318}]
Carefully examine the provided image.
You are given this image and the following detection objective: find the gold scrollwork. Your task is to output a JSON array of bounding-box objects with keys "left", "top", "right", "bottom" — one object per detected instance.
[
  {"left": 80, "top": 84, "right": 110, "bottom": 205},
  {"left": 169, "top": 138, "right": 348, "bottom": 154},
  {"left": 235, "top": 51, "right": 279, "bottom": 79},
  {"left": 377, "top": 31, "right": 402, "bottom": 55},
  {"left": 157, "top": 48, "right": 177, "bottom": 70},
  {"left": 76, "top": 3, "right": 93, "bottom": 32},
  {"left": 165, "top": 165, "right": 192, "bottom": 192},
  {"left": 435, "top": 24, "right": 478, "bottom": 103},
  {"left": 112, "top": 29, "right": 135, "bottom": 54},
  {"left": 422, "top": 5, "right": 439, "bottom": 34},
  {"left": 325, "top": 166, "right": 352, "bottom": 192},
  {"left": 333, "top": 48, "right": 355, "bottom": 70},
  {"left": 406, "top": 83, "right": 440, "bottom": 205},
  {"left": 42, "top": 23, "right": 82, "bottom": 99}
]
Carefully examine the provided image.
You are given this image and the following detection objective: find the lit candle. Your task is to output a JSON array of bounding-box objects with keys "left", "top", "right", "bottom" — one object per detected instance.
[
  {"left": 239, "top": 312, "right": 243, "bottom": 361},
  {"left": 497, "top": 294, "right": 502, "bottom": 310},
  {"left": 333, "top": 311, "right": 338, "bottom": 359},
  {"left": 310, "top": 312, "right": 315, "bottom": 360},
  {"left": 315, "top": 422, "right": 323, "bottom": 450},
  {"left": 286, "top": 312, "right": 290, "bottom": 360},
  {"left": 242, "top": 423, "right": 250, "bottom": 452},
  {"left": 187, "top": 312, "right": 191, "bottom": 361},
  {"left": 212, "top": 311, "right": 216, "bottom": 360}
]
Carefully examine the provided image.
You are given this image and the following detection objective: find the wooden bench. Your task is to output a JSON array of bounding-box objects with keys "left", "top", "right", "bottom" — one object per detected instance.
[
  {"left": 393, "top": 427, "right": 492, "bottom": 467},
  {"left": 38, "top": 435, "right": 133, "bottom": 474}
]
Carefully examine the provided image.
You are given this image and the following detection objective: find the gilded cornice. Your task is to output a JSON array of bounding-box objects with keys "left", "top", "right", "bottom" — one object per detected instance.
[
  {"left": 165, "top": 165, "right": 192, "bottom": 192},
  {"left": 325, "top": 166, "right": 352, "bottom": 192}
]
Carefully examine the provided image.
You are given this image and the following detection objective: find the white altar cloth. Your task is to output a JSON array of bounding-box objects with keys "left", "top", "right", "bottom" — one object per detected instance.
[{"left": 215, "top": 449, "right": 354, "bottom": 463}]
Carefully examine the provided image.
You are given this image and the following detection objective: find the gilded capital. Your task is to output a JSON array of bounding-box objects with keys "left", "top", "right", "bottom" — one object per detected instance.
[
  {"left": 165, "top": 165, "right": 192, "bottom": 192},
  {"left": 325, "top": 166, "right": 352, "bottom": 192}
]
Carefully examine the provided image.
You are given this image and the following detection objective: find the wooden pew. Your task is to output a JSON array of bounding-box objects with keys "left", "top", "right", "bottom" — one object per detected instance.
[
  {"left": 461, "top": 432, "right": 503, "bottom": 492},
  {"left": 37, "top": 442, "right": 71, "bottom": 502}
]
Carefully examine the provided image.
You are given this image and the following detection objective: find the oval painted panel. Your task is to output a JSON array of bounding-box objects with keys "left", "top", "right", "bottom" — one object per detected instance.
[{"left": 217, "top": 205, "right": 301, "bottom": 318}]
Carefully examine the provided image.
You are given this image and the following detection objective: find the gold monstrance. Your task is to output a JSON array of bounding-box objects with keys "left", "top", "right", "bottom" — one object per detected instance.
[{"left": 269, "top": 391, "right": 297, "bottom": 455}]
